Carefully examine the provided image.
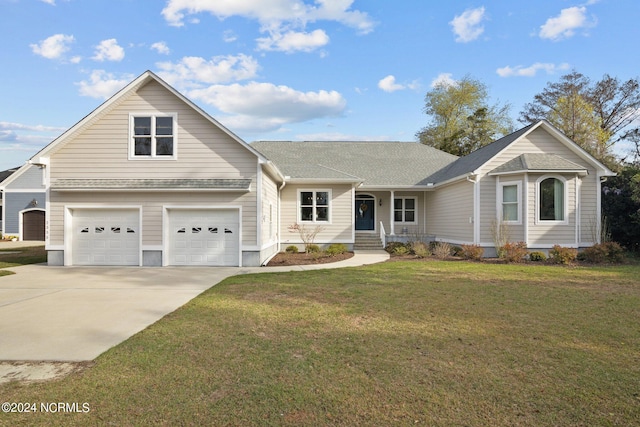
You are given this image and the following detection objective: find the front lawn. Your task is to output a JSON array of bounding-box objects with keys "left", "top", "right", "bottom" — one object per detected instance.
[
  {"left": 0, "top": 246, "right": 47, "bottom": 276},
  {"left": 2, "top": 261, "right": 639, "bottom": 426}
]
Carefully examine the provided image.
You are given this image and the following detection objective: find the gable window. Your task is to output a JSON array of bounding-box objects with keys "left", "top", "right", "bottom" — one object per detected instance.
[
  {"left": 394, "top": 198, "right": 416, "bottom": 223},
  {"left": 538, "top": 177, "right": 566, "bottom": 222},
  {"left": 299, "top": 190, "right": 330, "bottom": 222},
  {"left": 499, "top": 181, "right": 521, "bottom": 224},
  {"left": 130, "top": 114, "right": 176, "bottom": 159}
]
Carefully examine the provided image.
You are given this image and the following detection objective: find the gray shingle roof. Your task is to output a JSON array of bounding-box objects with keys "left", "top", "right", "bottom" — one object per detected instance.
[
  {"left": 426, "top": 123, "right": 537, "bottom": 184},
  {"left": 51, "top": 178, "right": 251, "bottom": 190},
  {"left": 252, "top": 141, "right": 458, "bottom": 187},
  {"left": 489, "top": 153, "right": 588, "bottom": 175}
]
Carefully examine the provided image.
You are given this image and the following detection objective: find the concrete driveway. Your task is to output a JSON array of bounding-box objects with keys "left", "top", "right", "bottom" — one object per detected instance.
[
  {"left": 0, "top": 251, "right": 389, "bottom": 362},
  {"left": 0, "top": 264, "right": 244, "bottom": 361}
]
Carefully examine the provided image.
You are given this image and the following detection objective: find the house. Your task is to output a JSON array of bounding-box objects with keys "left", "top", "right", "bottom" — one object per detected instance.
[
  {"left": 0, "top": 165, "right": 46, "bottom": 240},
  {"left": 29, "top": 71, "right": 614, "bottom": 266}
]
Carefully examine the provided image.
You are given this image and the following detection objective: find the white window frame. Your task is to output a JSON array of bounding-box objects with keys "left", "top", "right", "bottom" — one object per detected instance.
[
  {"left": 298, "top": 189, "right": 331, "bottom": 223},
  {"left": 129, "top": 113, "right": 178, "bottom": 160},
  {"left": 498, "top": 181, "right": 522, "bottom": 225},
  {"left": 393, "top": 197, "right": 417, "bottom": 224},
  {"left": 535, "top": 175, "right": 569, "bottom": 225}
]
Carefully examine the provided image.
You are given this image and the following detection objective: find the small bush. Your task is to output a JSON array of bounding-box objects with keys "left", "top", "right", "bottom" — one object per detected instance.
[
  {"left": 386, "top": 242, "right": 409, "bottom": 254},
  {"left": 285, "top": 245, "right": 299, "bottom": 254},
  {"left": 460, "top": 244, "right": 484, "bottom": 260},
  {"left": 392, "top": 245, "right": 410, "bottom": 256},
  {"left": 528, "top": 251, "right": 547, "bottom": 262},
  {"left": 411, "top": 241, "right": 430, "bottom": 258},
  {"left": 549, "top": 245, "right": 577, "bottom": 265},
  {"left": 306, "top": 244, "right": 321, "bottom": 254},
  {"left": 578, "top": 242, "right": 625, "bottom": 264},
  {"left": 451, "top": 245, "right": 463, "bottom": 257},
  {"left": 326, "top": 243, "right": 347, "bottom": 256},
  {"left": 432, "top": 242, "right": 452, "bottom": 259},
  {"left": 500, "top": 241, "right": 528, "bottom": 263}
]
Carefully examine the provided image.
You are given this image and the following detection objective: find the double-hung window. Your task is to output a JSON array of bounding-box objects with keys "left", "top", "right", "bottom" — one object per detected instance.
[
  {"left": 130, "top": 114, "right": 176, "bottom": 159},
  {"left": 538, "top": 177, "right": 565, "bottom": 222},
  {"left": 394, "top": 198, "right": 416, "bottom": 223},
  {"left": 300, "top": 190, "right": 330, "bottom": 222},
  {"left": 499, "top": 181, "right": 521, "bottom": 224}
]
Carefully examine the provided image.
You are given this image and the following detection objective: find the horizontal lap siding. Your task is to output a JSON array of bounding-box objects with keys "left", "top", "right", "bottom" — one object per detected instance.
[
  {"left": 4, "top": 166, "right": 45, "bottom": 190},
  {"left": 48, "top": 80, "right": 260, "bottom": 247},
  {"left": 478, "top": 127, "right": 598, "bottom": 247},
  {"left": 426, "top": 181, "right": 473, "bottom": 242},
  {"left": 261, "top": 171, "right": 279, "bottom": 247},
  {"left": 50, "top": 80, "right": 258, "bottom": 180},
  {"left": 280, "top": 184, "right": 353, "bottom": 245},
  {"left": 49, "top": 191, "right": 256, "bottom": 246}
]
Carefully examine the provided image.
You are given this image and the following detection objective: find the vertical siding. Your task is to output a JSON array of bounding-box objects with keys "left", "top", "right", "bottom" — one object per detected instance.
[
  {"left": 280, "top": 184, "right": 353, "bottom": 245},
  {"left": 426, "top": 180, "right": 474, "bottom": 242}
]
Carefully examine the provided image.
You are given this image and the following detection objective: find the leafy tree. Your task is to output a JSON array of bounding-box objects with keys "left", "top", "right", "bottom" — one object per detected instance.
[
  {"left": 417, "top": 76, "right": 514, "bottom": 156},
  {"left": 520, "top": 70, "right": 640, "bottom": 164},
  {"left": 601, "top": 165, "right": 640, "bottom": 252}
]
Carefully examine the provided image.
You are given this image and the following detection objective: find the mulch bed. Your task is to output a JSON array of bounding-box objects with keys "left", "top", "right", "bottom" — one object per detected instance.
[{"left": 267, "top": 252, "right": 354, "bottom": 266}]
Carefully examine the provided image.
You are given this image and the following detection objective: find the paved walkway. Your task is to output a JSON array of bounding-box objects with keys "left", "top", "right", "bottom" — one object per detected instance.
[{"left": 0, "top": 250, "right": 389, "bottom": 362}]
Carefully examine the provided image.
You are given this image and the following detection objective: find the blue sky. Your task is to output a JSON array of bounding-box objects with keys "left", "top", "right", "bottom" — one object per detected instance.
[{"left": 0, "top": 0, "right": 638, "bottom": 170}]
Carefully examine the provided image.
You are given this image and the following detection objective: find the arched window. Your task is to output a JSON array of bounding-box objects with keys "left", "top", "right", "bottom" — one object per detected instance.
[{"left": 539, "top": 177, "right": 565, "bottom": 221}]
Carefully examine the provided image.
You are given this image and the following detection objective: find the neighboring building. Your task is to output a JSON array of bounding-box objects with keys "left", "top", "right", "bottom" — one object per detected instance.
[
  {"left": 0, "top": 165, "right": 46, "bottom": 240},
  {"left": 25, "top": 71, "right": 614, "bottom": 266}
]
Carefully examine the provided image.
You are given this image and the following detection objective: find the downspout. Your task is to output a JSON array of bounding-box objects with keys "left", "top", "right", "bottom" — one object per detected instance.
[{"left": 466, "top": 173, "right": 479, "bottom": 244}]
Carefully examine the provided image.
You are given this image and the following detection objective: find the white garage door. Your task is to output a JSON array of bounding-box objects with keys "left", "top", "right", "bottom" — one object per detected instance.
[
  {"left": 72, "top": 209, "right": 140, "bottom": 266},
  {"left": 168, "top": 209, "right": 240, "bottom": 266}
]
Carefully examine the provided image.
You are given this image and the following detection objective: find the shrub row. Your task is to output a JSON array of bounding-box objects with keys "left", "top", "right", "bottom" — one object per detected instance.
[{"left": 285, "top": 243, "right": 348, "bottom": 256}]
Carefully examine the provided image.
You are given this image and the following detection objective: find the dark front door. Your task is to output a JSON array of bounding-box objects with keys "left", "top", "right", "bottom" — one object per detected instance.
[
  {"left": 355, "top": 197, "right": 375, "bottom": 231},
  {"left": 23, "top": 210, "right": 45, "bottom": 241}
]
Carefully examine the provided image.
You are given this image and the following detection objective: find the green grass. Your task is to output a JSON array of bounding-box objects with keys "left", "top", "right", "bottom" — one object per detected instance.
[
  {"left": 1, "top": 261, "right": 640, "bottom": 426},
  {"left": 0, "top": 246, "right": 47, "bottom": 276}
]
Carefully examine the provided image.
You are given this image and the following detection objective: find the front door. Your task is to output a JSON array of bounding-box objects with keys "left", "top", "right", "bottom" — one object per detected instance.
[{"left": 355, "top": 196, "right": 375, "bottom": 231}]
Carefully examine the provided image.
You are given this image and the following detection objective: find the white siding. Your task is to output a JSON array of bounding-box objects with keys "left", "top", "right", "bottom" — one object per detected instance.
[
  {"left": 478, "top": 127, "right": 598, "bottom": 247},
  {"left": 426, "top": 180, "right": 474, "bottom": 243},
  {"left": 280, "top": 184, "right": 353, "bottom": 245}
]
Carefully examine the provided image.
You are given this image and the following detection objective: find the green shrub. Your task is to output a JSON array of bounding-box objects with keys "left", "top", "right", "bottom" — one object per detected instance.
[
  {"left": 285, "top": 245, "right": 299, "bottom": 254},
  {"left": 500, "top": 241, "right": 528, "bottom": 263},
  {"left": 460, "top": 244, "right": 484, "bottom": 260},
  {"left": 306, "top": 244, "right": 321, "bottom": 253},
  {"left": 392, "top": 245, "right": 410, "bottom": 256},
  {"left": 432, "top": 242, "right": 452, "bottom": 259},
  {"left": 411, "top": 241, "right": 430, "bottom": 258},
  {"left": 326, "top": 243, "right": 347, "bottom": 256},
  {"left": 578, "top": 242, "right": 625, "bottom": 264},
  {"left": 549, "top": 245, "right": 577, "bottom": 265},
  {"left": 385, "top": 242, "right": 409, "bottom": 254},
  {"left": 451, "top": 245, "right": 463, "bottom": 257},
  {"left": 528, "top": 251, "right": 547, "bottom": 262}
]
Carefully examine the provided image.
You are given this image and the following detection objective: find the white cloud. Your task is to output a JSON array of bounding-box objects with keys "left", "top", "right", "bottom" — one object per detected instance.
[
  {"left": 496, "top": 62, "right": 570, "bottom": 77},
  {"left": 188, "top": 82, "right": 346, "bottom": 132},
  {"left": 40, "top": 0, "right": 55, "bottom": 4},
  {"left": 430, "top": 73, "right": 457, "bottom": 88},
  {"left": 256, "top": 29, "right": 329, "bottom": 53},
  {"left": 377, "top": 75, "right": 418, "bottom": 93},
  {"left": 92, "top": 39, "right": 125, "bottom": 62},
  {"left": 30, "top": 34, "right": 74, "bottom": 59},
  {"left": 151, "top": 41, "right": 170, "bottom": 55},
  {"left": 223, "top": 30, "right": 238, "bottom": 43},
  {"left": 76, "top": 70, "right": 133, "bottom": 99},
  {"left": 539, "top": 6, "right": 595, "bottom": 41},
  {"left": 450, "top": 6, "right": 486, "bottom": 43},
  {"left": 162, "top": 0, "right": 374, "bottom": 32},
  {"left": 156, "top": 55, "right": 259, "bottom": 88},
  {"left": 0, "top": 122, "right": 66, "bottom": 133}
]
